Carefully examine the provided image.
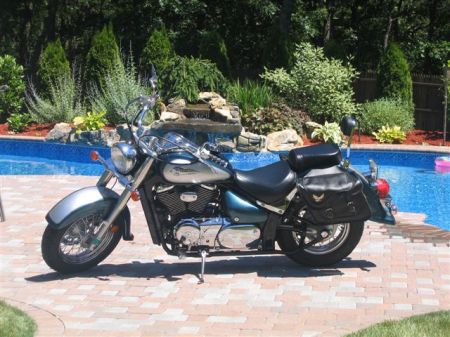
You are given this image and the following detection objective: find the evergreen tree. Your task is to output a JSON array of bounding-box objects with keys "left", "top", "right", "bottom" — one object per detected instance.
[
  {"left": 37, "top": 38, "right": 70, "bottom": 93},
  {"left": 140, "top": 27, "right": 174, "bottom": 75},
  {"left": 199, "top": 31, "right": 231, "bottom": 77},
  {"left": 85, "top": 23, "right": 120, "bottom": 90},
  {"left": 377, "top": 42, "right": 413, "bottom": 108}
]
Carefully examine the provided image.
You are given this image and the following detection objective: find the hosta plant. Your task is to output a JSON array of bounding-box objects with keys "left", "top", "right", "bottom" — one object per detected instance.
[
  {"left": 73, "top": 111, "right": 107, "bottom": 134},
  {"left": 307, "top": 121, "right": 343, "bottom": 144},
  {"left": 373, "top": 125, "right": 406, "bottom": 144},
  {"left": 7, "top": 112, "right": 31, "bottom": 133}
]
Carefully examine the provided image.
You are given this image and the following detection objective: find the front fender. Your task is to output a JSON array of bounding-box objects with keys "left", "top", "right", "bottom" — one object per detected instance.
[{"left": 45, "top": 186, "right": 131, "bottom": 233}]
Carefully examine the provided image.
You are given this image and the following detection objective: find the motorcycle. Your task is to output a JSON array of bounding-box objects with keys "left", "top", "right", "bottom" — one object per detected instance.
[{"left": 42, "top": 72, "right": 397, "bottom": 282}]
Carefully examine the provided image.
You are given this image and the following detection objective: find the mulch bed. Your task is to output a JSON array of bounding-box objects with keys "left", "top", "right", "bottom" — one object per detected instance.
[
  {"left": 0, "top": 122, "right": 55, "bottom": 137},
  {"left": 0, "top": 122, "right": 449, "bottom": 146}
]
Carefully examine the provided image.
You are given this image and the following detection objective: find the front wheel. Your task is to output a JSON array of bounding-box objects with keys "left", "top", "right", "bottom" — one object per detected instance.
[
  {"left": 277, "top": 222, "right": 364, "bottom": 267},
  {"left": 42, "top": 209, "right": 123, "bottom": 274}
]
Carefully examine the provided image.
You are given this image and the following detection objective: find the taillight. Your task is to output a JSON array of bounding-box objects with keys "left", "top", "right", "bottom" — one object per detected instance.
[
  {"left": 90, "top": 150, "right": 99, "bottom": 161},
  {"left": 376, "top": 178, "right": 390, "bottom": 198}
]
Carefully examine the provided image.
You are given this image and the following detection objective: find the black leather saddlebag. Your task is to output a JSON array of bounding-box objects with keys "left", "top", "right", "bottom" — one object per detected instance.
[{"left": 298, "top": 166, "right": 371, "bottom": 224}]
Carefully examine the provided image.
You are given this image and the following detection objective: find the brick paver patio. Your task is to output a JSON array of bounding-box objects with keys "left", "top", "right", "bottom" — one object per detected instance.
[{"left": 0, "top": 175, "right": 449, "bottom": 337}]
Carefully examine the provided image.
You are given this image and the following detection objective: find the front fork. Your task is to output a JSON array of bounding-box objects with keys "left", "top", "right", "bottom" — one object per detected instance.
[{"left": 90, "top": 156, "right": 154, "bottom": 247}]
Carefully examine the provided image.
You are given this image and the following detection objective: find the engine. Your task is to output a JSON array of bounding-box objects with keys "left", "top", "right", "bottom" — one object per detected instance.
[
  {"left": 174, "top": 217, "right": 260, "bottom": 250},
  {"left": 155, "top": 184, "right": 220, "bottom": 219},
  {"left": 155, "top": 184, "right": 261, "bottom": 250}
]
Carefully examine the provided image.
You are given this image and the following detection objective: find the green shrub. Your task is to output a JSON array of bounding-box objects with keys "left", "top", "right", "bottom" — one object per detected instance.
[
  {"left": 73, "top": 110, "right": 107, "bottom": 133},
  {"left": 373, "top": 125, "right": 406, "bottom": 144},
  {"left": 262, "top": 43, "right": 358, "bottom": 123},
  {"left": 307, "top": 121, "right": 343, "bottom": 144},
  {"left": 360, "top": 98, "right": 414, "bottom": 134},
  {"left": 37, "top": 38, "right": 70, "bottom": 94},
  {"left": 0, "top": 55, "right": 25, "bottom": 121},
  {"left": 27, "top": 71, "right": 84, "bottom": 123},
  {"left": 141, "top": 27, "right": 174, "bottom": 74},
  {"left": 199, "top": 31, "right": 231, "bottom": 76},
  {"left": 162, "top": 56, "right": 226, "bottom": 103},
  {"left": 85, "top": 23, "right": 120, "bottom": 90},
  {"left": 226, "top": 80, "right": 273, "bottom": 114},
  {"left": 377, "top": 42, "right": 413, "bottom": 108},
  {"left": 241, "top": 103, "right": 310, "bottom": 135},
  {"left": 89, "top": 54, "right": 150, "bottom": 124},
  {"left": 7, "top": 112, "right": 31, "bottom": 132}
]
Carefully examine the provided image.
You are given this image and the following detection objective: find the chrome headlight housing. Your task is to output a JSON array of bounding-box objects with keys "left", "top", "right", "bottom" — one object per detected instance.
[{"left": 111, "top": 142, "right": 137, "bottom": 174}]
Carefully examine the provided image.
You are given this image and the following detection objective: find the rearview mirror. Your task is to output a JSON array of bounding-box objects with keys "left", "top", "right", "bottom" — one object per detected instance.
[{"left": 340, "top": 116, "right": 357, "bottom": 136}]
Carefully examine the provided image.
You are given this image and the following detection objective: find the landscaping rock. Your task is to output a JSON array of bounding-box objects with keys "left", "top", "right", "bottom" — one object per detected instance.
[
  {"left": 213, "top": 107, "right": 233, "bottom": 121},
  {"left": 267, "top": 129, "right": 303, "bottom": 151},
  {"left": 116, "top": 123, "right": 132, "bottom": 141},
  {"left": 237, "top": 129, "right": 266, "bottom": 152},
  {"left": 160, "top": 111, "right": 182, "bottom": 121},
  {"left": 229, "top": 105, "right": 240, "bottom": 119},
  {"left": 166, "top": 98, "right": 186, "bottom": 113},
  {"left": 209, "top": 96, "right": 226, "bottom": 110},
  {"left": 46, "top": 123, "right": 72, "bottom": 143},
  {"left": 198, "top": 91, "right": 221, "bottom": 101}
]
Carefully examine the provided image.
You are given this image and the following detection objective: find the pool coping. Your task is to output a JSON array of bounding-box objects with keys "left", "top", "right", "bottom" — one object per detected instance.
[{"left": 2, "top": 134, "right": 450, "bottom": 153}]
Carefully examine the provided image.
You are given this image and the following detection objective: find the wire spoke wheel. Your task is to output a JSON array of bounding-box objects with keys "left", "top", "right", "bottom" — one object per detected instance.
[
  {"left": 58, "top": 213, "right": 114, "bottom": 265},
  {"left": 294, "top": 223, "right": 351, "bottom": 255},
  {"left": 277, "top": 204, "right": 364, "bottom": 267}
]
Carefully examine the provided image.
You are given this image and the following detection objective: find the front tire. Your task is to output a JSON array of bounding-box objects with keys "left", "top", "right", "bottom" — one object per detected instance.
[
  {"left": 277, "top": 222, "right": 364, "bottom": 267},
  {"left": 42, "top": 208, "right": 123, "bottom": 274}
]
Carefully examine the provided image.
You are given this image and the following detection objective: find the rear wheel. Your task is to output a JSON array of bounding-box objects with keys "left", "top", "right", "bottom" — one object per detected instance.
[
  {"left": 42, "top": 207, "right": 123, "bottom": 274},
  {"left": 277, "top": 213, "right": 364, "bottom": 267}
]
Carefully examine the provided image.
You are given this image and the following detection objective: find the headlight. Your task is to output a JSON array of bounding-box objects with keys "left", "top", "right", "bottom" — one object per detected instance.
[{"left": 111, "top": 142, "right": 137, "bottom": 174}]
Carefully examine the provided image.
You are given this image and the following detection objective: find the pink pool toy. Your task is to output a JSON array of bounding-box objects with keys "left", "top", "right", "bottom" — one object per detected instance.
[{"left": 435, "top": 156, "right": 450, "bottom": 173}]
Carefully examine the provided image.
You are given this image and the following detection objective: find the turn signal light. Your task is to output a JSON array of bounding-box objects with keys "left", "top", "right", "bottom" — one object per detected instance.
[
  {"left": 90, "top": 151, "right": 99, "bottom": 161},
  {"left": 376, "top": 178, "right": 390, "bottom": 199},
  {"left": 130, "top": 190, "right": 140, "bottom": 201}
]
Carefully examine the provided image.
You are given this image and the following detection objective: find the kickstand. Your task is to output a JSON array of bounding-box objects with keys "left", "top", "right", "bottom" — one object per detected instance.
[{"left": 198, "top": 249, "right": 207, "bottom": 284}]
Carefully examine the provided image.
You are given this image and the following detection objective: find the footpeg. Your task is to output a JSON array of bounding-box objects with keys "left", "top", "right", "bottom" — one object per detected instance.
[{"left": 199, "top": 249, "right": 208, "bottom": 284}]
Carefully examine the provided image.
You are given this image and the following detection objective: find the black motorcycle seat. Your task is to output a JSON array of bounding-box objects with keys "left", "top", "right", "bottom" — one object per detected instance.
[
  {"left": 234, "top": 160, "right": 296, "bottom": 206},
  {"left": 288, "top": 143, "right": 342, "bottom": 172}
]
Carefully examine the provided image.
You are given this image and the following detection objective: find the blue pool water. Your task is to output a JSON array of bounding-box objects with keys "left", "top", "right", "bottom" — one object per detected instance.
[{"left": 1, "top": 139, "right": 449, "bottom": 230}]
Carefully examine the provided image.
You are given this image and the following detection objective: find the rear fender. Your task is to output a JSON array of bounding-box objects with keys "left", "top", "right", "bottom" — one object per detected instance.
[
  {"left": 45, "top": 186, "right": 131, "bottom": 237},
  {"left": 349, "top": 168, "right": 396, "bottom": 225}
]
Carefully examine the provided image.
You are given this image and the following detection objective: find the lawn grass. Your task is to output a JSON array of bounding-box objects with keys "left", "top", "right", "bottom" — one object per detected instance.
[
  {"left": 346, "top": 311, "right": 450, "bottom": 337},
  {"left": 0, "top": 300, "right": 36, "bottom": 337}
]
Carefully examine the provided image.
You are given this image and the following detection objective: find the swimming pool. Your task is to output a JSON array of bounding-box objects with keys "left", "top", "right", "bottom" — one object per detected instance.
[{"left": 1, "top": 139, "right": 449, "bottom": 230}]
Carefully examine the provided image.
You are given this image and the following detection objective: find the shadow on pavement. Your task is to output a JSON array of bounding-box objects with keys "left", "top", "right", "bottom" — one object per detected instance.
[{"left": 26, "top": 255, "right": 376, "bottom": 283}]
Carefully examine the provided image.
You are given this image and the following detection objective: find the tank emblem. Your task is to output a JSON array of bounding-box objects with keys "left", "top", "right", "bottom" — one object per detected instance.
[
  {"left": 170, "top": 166, "right": 199, "bottom": 176},
  {"left": 312, "top": 193, "right": 325, "bottom": 203}
]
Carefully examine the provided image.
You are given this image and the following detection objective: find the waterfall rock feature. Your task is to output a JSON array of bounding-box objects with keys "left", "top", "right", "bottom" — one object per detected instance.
[{"left": 152, "top": 92, "right": 242, "bottom": 145}]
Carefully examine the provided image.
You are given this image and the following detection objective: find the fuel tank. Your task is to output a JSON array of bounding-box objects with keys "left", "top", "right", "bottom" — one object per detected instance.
[{"left": 160, "top": 152, "right": 232, "bottom": 184}]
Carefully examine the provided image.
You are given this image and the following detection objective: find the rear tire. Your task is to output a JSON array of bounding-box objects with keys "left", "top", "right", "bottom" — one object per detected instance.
[
  {"left": 42, "top": 207, "right": 123, "bottom": 274},
  {"left": 277, "top": 222, "right": 364, "bottom": 267}
]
